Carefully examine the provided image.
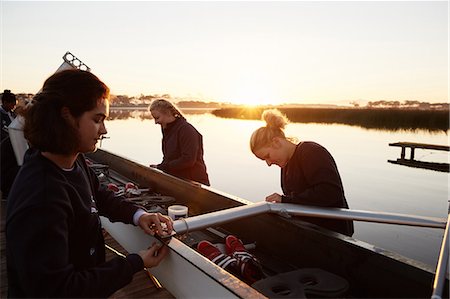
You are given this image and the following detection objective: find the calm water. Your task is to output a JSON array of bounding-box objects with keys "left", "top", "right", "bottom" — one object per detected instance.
[{"left": 101, "top": 109, "right": 449, "bottom": 268}]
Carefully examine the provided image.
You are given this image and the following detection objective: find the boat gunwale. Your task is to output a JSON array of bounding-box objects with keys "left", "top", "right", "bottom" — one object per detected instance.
[{"left": 163, "top": 237, "right": 266, "bottom": 298}]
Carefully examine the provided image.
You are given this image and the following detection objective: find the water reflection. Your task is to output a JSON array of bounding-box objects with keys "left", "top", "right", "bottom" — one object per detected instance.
[
  {"left": 101, "top": 109, "right": 449, "bottom": 267},
  {"left": 108, "top": 108, "right": 216, "bottom": 121}
]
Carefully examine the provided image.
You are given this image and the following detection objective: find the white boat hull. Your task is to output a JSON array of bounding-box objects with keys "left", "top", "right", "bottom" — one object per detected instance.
[{"left": 100, "top": 217, "right": 264, "bottom": 298}]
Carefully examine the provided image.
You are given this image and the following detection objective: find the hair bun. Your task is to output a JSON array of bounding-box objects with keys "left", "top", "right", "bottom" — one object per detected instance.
[
  {"left": 262, "top": 109, "right": 288, "bottom": 130},
  {"left": 2, "top": 89, "right": 16, "bottom": 103}
]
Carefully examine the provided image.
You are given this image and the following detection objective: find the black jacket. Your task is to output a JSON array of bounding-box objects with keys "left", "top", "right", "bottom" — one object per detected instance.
[
  {"left": 6, "top": 149, "right": 144, "bottom": 298},
  {"left": 0, "top": 106, "right": 15, "bottom": 141},
  {"left": 281, "top": 141, "right": 354, "bottom": 236},
  {"left": 157, "top": 117, "right": 210, "bottom": 185},
  {"left": 0, "top": 136, "right": 20, "bottom": 197}
]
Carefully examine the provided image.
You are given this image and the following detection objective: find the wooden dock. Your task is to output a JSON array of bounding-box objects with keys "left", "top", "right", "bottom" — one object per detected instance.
[
  {"left": 0, "top": 199, "right": 174, "bottom": 299},
  {"left": 388, "top": 142, "right": 450, "bottom": 172}
]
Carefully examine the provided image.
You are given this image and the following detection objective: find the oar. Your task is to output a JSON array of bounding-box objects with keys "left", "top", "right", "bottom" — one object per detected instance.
[
  {"left": 173, "top": 202, "right": 446, "bottom": 235},
  {"left": 431, "top": 213, "right": 450, "bottom": 299},
  {"left": 269, "top": 203, "right": 447, "bottom": 228},
  {"left": 104, "top": 244, "right": 163, "bottom": 289}
]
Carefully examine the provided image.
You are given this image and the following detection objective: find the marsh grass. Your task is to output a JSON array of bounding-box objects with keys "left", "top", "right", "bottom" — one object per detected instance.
[{"left": 212, "top": 107, "right": 450, "bottom": 132}]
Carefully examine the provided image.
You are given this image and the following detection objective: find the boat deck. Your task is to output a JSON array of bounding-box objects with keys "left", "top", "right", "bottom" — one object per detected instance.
[{"left": 0, "top": 198, "right": 174, "bottom": 298}]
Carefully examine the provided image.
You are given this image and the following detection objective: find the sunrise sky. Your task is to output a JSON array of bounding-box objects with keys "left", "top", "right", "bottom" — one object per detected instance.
[{"left": 1, "top": 1, "right": 448, "bottom": 105}]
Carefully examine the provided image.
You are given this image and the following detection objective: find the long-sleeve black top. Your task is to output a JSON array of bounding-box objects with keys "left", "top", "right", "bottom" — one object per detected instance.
[
  {"left": 6, "top": 149, "right": 144, "bottom": 298},
  {"left": 281, "top": 141, "right": 354, "bottom": 236},
  {"left": 0, "top": 105, "right": 15, "bottom": 141},
  {"left": 157, "top": 117, "right": 210, "bottom": 185}
]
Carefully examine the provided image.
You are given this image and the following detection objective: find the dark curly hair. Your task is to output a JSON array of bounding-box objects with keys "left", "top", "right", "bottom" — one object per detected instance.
[
  {"left": 24, "top": 69, "right": 109, "bottom": 154},
  {"left": 2, "top": 90, "right": 17, "bottom": 104}
]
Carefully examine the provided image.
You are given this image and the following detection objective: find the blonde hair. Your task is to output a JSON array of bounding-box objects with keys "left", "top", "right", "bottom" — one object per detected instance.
[
  {"left": 250, "top": 109, "right": 289, "bottom": 153},
  {"left": 148, "top": 99, "right": 183, "bottom": 118}
]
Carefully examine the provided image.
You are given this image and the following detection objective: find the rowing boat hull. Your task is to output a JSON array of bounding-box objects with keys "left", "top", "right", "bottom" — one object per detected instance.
[
  {"left": 100, "top": 217, "right": 259, "bottom": 298},
  {"left": 87, "top": 148, "right": 449, "bottom": 298}
]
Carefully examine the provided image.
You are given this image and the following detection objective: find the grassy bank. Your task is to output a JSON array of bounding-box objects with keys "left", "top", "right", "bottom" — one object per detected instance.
[{"left": 211, "top": 107, "right": 450, "bottom": 132}]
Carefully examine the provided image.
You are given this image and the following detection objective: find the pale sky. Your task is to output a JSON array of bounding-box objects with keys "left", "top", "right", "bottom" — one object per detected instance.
[{"left": 1, "top": 1, "right": 448, "bottom": 105}]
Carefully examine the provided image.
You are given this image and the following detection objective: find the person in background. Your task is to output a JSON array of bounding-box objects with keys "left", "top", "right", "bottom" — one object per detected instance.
[
  {"left": 0, "top": 90, "right": 19, "bottom": 197},
  {"left": 148, "top": 99, "right": 210, "bottom": 186},
  {"left": 6, "top": 69, "right": 173, "bottom": 298},
  {"left": 1, "top": 133, "right": 20, "bottom": 198},
  {"left": 0, "top": 89, "right": 17, "bottom": 141},
  {"left": 249, "top": 109, "right": 354, "bottom": 236}
]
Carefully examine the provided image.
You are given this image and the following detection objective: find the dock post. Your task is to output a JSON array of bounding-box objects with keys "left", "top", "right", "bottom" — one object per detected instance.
[
  {"left": 400, "top": 147, "right": 405, "bottom": 159},
  {"left": 410, "top": 148, "right": 415, "bottom": 160}
]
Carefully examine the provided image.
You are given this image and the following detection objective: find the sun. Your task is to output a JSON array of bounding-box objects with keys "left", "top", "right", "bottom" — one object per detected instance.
[{"left": 225, "top": 78, "right": 280, "bottom": 106}]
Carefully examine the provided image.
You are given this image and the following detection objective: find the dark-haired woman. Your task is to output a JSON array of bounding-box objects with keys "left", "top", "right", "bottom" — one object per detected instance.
[
  {"left": 0, "top": 89, "right": 17, "bottom": 141},
  {"left": 149, "top": 99, "right": 210, "bottom": 186},
  {"left": 6, "top": 69, "right": 173, "bottom": 298},
  {"left": 249, "top": 109, "right": 354, "bottom": 236},
  {"left": 0, "top": 90, "right": 19, "bottom": 197}
]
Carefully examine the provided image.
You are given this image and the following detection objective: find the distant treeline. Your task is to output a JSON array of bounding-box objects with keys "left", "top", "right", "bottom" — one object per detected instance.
[
  {"left": 11, "top": 92, "right": 448, "bottom": 110},
  {"left": 11, "top": 93, "right": 227, "bottom": 109},
  {"left": 212, "top": 107, "right": 450, "bottom": 132},
  {"left": 109, "top": 95, "right": 226, "bottom": 109},
  {"left": 354, "top": 100, "right": 448, "bottom": 110}
]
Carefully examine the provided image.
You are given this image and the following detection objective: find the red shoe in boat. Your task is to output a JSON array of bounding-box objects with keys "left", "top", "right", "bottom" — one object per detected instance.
[
  {"left": 197, "top": 241, "right": 237, "bottom": 272},
  {"left": 225, "top": 235, "right": 265, "bottom": 284},
  {"left": 107, "top": 183, "right": 120, "bottom": 193}
]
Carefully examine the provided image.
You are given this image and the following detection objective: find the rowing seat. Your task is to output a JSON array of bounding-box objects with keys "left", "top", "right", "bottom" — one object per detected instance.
[{"left": 252, "top": 268, "right": 348, "bottom": 298}]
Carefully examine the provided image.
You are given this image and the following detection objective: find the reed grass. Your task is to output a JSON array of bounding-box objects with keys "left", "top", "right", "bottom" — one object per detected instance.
[{"left": 211, "top": 107, "right": 450, "bottom": 132}]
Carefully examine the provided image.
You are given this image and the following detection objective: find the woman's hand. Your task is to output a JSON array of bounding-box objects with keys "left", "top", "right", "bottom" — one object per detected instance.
[
  {"left": 138, "top": 212, "right": 173, "bottom": 236},
  {"left": 265, "top": 193, "right": 282, "bottom": 203},
  {"left": 138, "top": 242, "right": 169, "bottom": 268}
]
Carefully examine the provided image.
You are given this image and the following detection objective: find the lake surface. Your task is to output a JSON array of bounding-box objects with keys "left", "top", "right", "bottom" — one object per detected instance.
[{"left": 101, "top": 109, "right": 449, "bottom": 268}]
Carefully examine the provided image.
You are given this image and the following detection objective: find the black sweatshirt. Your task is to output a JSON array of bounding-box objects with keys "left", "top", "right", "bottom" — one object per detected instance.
[
  {"left": 157, "top": 117, "right": 210, "bottom": 185},
  {"left": 281, "top": 141, "right": 354, "bottom": 236},
  {"left": 6, "top": 149, "right": 144, "bottom": 298}
]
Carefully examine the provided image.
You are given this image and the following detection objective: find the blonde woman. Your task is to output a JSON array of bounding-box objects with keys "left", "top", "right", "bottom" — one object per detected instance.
[
  {"left": 250, "top": 109, "right": 354, "bottom": 236},
  {"left": 149, "top": 99, "right": 210, "bottom": 186}
]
